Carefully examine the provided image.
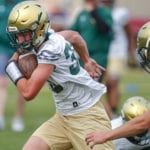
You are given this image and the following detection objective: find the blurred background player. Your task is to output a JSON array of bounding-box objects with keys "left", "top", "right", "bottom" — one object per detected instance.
[
  {"left": 86, "top": 96, "right": 150, "bottom": 149},
  {"left": 70, "top": 0, "right": 113, "bottom": 72},
  {"left": 0, "top": 0, "right": 25, "bottom": 132},
  {"left": 101, "top": 0, "right": 136, "bottom": 119}
]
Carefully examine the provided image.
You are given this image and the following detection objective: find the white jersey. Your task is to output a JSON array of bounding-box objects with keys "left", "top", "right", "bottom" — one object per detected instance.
[
  {"left": 111, "top": 116, "right": 150, "bottom": 150},
  {"left": 109, "top": 7, "right": 130, "bottom": 59},
  {"left": 37, "top": 33, "right": 106, "bottom": 115}
]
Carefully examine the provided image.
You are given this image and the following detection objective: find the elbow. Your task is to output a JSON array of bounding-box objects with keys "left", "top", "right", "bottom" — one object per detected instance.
[
  {"left": 16, "top": 79, "right": 38, "bottom": 101},
  {"left": 68, "top": 30, "right": 79, "bottom": 36},
  {"left": 73, "top": 31, "right": 81, "bottom": 40},
  {"left": 69, "top": 31, "right": 81, "bottom": 43},
  {"left": 22, "top": 92, "right": 36, "bottom": 101}
]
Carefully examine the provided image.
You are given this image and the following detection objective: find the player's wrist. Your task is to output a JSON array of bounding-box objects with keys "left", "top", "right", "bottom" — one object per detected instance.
[
  {"left": 5, "top": 60, "right": 24, "bottom": 85},
  {"left": 104, "top": 131, "right": 114, "bottom": 142}
]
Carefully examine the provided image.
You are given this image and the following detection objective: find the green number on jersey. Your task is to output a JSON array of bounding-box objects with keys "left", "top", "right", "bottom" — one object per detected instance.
[{"left": 64, "top": 43, "right": 80, "bottom": 75}]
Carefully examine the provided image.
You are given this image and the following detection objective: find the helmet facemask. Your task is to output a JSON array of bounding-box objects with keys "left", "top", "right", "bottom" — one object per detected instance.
[
  {"left": 137, "top": 47, "right": 150, "bottom": 73},
  {"left": 6, "top": 27, "right": 34, "bottom": 52},
  {"left": 136, "top": 22, "right": 150, "bottom": 73}
]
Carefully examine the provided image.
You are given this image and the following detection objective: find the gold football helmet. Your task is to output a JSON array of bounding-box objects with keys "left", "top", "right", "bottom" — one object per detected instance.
[
  {"left": 121, "top": 96, "right": 150, "bottom": 121},
  {"left": 7, "top": 1, "right": 50, "bottom": 51},
  {"left": 136, "top": 21, "right": 150, "bottom": 73}
]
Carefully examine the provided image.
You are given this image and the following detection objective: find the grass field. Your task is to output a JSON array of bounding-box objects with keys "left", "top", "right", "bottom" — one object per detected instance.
[{"left": 0, "top": 68, "right": 150, "bottom": 150}]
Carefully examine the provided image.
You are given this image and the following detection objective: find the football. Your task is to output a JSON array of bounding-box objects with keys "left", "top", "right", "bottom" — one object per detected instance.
[{"left": 18, "top": 52, "right": 38, "bottom": 79}]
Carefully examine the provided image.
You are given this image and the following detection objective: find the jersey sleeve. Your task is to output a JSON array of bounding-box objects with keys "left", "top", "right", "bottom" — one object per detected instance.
[{"left": 37, "top": 33, "right": 66, "bottom": 66}]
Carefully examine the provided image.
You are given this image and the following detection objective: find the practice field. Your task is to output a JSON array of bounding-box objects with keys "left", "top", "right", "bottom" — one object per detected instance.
[{"left": 0, "top": 68, "right": 150, "bottom": 150}]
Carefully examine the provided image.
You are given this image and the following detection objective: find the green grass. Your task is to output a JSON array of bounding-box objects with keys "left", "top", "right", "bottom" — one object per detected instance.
[
  {"left": 0, "top": 68, "right": 150, "bottom": 150},
  {"left": 118, "top": 68, "right": 150, "bottom": 113},
  {"left": 0, "top": 84, "right": 56, "bottom": 150}
]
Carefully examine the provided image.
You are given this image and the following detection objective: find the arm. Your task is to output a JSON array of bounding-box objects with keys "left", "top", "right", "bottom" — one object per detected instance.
[
  {"left": 58, "top": 30, "right": 90, "bottom": 64},
  {"left": 58, "top": 30, "right": 105, "bottom": 78},
  {"left": 6, "top": 52, "right": 55, "bottom": 101},
  {"left": 86, "top": 111, "right": 150, "bottom": 149},
  {"left": 16, "top": 64, "right": 54, "bottom": 100}
]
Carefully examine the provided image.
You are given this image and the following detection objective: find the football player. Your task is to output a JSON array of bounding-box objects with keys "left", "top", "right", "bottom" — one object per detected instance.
[
  {"left": 86, "top": 96, "right": 150, "bottom": 149},
  {"left": 5, "top": 1, "right": 114, "bottom": 150},
  {"left": 112, "top": 96, "right": 150, "bottom": 150}
]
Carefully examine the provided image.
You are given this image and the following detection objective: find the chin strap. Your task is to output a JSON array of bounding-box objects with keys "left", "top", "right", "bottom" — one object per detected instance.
[{"left": 5, "top": 60, "right": 24, "bottom": 85}]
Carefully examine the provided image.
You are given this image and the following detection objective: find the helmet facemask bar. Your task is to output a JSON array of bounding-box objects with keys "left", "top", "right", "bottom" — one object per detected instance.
[
  {"left": 6, "top": 27, "right": 20, "bottom": 49},
  {"left": 6, "top": 27, "right": 35, "bottom": 51},
  {"left": 137, "top": 38, "right": 150, "bottom": 73}
]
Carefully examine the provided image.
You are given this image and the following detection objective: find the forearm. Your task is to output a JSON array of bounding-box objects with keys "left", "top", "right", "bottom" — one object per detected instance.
[
  {"left": 106, "top": 112, "right": 150, "bottom": 141},
  {"left": 58, "top": 30, "right": 105, "bottom": 78},
  {"left": 16, "top": 78, "right": 35, "bottom": 101}
]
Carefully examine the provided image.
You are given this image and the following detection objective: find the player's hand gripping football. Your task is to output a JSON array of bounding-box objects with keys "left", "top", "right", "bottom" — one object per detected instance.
[
  {"left": 84, "top": 58, "right": 105, "bottom": 79},
  {"left": 9, "top": 48, "right": 25, "bottom": 62},
  {"left": 9, "top": 49, "right": 38, "bottom": 79},
  {"left": 6, "top": 49, "right": 37, "bottom": 85}
]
